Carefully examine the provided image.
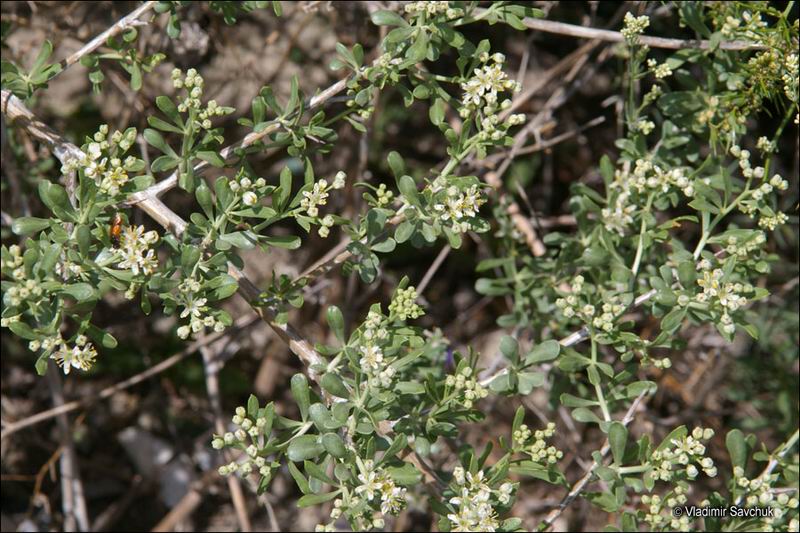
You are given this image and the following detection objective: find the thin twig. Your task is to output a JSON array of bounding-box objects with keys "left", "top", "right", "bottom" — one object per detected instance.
[
  {"left": 473, "top": 8, "right": 766, "bottom": 51},
  {"left": 1, "top": 90, "right": 439, "bottom": 486},
  {"left": 733, "top": 430, "right": 799, "bottom": 507},
  {"left": 46, "top": 361, "right": 90, "bottom": 532},
  {"left": 417, "top": 246, "right": 451, "bottom": 295},
  {"left": 293, "top": 41, "right": 606, "bottom": 283},
  {"left": 150, "top": 470, "right": 218, "bottom": 532},
  {"left": 201, "top": 343, "right": 252, "bottom": 532},
  {"left": 1, "top": 315, "right": 257, "bottom": 437},
  {"left": 125, "top": 77, "right": 349, "bottom": 206},
  {"left": 1, "top": 88, "right": 326, "bottom": 378},
  {"left": 54, "top": 1, "right": 158, "bottom": 80},
  {"left": 479, "top": 288, "right": 656, "bottom": 388},
  {"left": 538, "top": 391, "right": 650, "bottom": 531}
]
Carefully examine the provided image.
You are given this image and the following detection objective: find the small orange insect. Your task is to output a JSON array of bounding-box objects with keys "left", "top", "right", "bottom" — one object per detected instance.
[{"left": 109, "top": 212, "right": 123, "bottom": 248}]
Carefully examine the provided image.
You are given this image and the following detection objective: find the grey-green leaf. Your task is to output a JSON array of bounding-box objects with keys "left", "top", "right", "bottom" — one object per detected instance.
[{"left": 609, "top": 422, "right": 628, "bottom": 465}]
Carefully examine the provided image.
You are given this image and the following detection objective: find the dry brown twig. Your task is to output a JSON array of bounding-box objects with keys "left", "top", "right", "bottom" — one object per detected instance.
[
  {"left": 53, "top": 1, "right": 158, "bottom": 81},
  {"left": 200, "top": 341, "right": 252, "bottom": 532},
  {"left": 0, "top": 304, "right": 259, "bottom": 438},
  {"left": 472, "top": 8, "right": 766, "bottom": 51},
  {"left": 46, "top": 361, "right": 90, "bottom": 532}
]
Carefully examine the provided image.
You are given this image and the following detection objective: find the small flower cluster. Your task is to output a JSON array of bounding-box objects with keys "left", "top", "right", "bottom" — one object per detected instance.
[
  {"left": 728, "top": 145, "right": 789, "bottom": 230},
  {"left": 647, "top": 59, "right": 673, "bottom": 79},
  {"left": 29, "top": 333, "right": 98, "bottom": 375},
  {"left": 354, "top": 288, "right": 422, "bottom": 389},
  {"left": 460, "top": 53, "right": 521, "bottom": 115},
  {"left": 635, "top": 118, "right": 656, "bottom": 135},
  {"left": 229, "top": 172, "right": 267, "bottom": 207},
  {"left": 170, "top": 68, "right": 233, "bottom": 127},
  {"left": 2, "top": 246, "right": 45, "bottom": 307},
  {"left": 513, "top": 422, "right": 564, "bottom": 465},
  {"left": 446, "top": 467, "right": 513, "bottom": 532},
  {"left": 175, "top": 277, "right": 226, "bottom": 339},
  {"left": 388, "top": 285, "right": 424, "bottom": 321},
  {"left": 756, "top": 136, "right": 776, "bottom": 154},
  {"left": 648, "top": 427, "right": 717, "bottom": 482},
  {"left": 214, "top": 406, "right": 272, "bottom": 482},
  {"left": 603, "top": 159, "right": 694, "bottom": 235},
  {"left": 444, "top": 366, "right": 489, "bottom": 409},
  {"left": 404, "top": 1, "right": 463, "bottom": 22},
  {"left": 359, "top": 343, "right": 395, "bottom": 388},
  {"left": 555, "top": 276, "right": 625, "bottom": 332},
  {"left": 641, "top": 486, "right": 691, "bottom": 531},
  {"left": 719, "top": 231, "right": 767, "bottom": 259},
  {"left": 54, "top": 259, "right": 84, "bottom": 280},
  {"left": 115, "top": 224, "right": 160, "bottom": 277},
  {"left": 354, "top": 458, "right": 407, "bottom": 516},
  {"left": 61, "top": 125, "right": 143, "bottom": 196},
  {"left": 430, "top": 182, "right": 487, "bottom": 234},
  {"left": 621, "top": 12, "right": 650, "bottom": 43},
  {"left": 375, "top": 52, "right": 404, "bottom": 73},
  {"left": 783, "top": 52, "right": 798, "bottom": 103},
  {"left": 694, "top": 259, "right": 755, "bottom": 335},
  {"left": 316, "top": 457, "right": 407, "bottom": 532},
  {"left": 730, "top": 467, "right": 800, "bottom": 530},
  {"left": 722, "top": 10, "right": 767, "bottom": 41},
  {"left": 300, "top": 173, "right": 346, "bottom": 220},
  {"left": 358, "top": 314, "right": 396, "bottom": 389}
]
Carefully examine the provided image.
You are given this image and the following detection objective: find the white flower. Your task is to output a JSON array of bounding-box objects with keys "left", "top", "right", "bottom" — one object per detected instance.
[
  {"left": 50, "top": 338, "right": 98, "bottom": 375},
  {"left": 181, "top": 295, "right": 208, "bottom": 319},
  {"left": 243, "top": 191, "right": 258, "bottom": 206},
  {"left": 300, "top": 180, "right": 330, "bottom": 218},
  {"left": 333, "top": 171, "right": 346, "bottom": 189}
]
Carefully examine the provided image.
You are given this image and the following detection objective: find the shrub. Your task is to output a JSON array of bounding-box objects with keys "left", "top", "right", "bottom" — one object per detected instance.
[{"left": 1, "top": 2, "right": 798, "bottom": 531}]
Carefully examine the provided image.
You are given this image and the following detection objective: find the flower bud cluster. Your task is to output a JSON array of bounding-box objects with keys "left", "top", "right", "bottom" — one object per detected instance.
[
  {"left": 444, "top": 365, "right": 489, "bottom": 409},
  {"left": 733, "top": 466, "right": 800, "bottom": 516},
  {"left": 388, "top": 286, "right": 424, "bottom": 321},
  {"left": 2, "top": 247, "right": 45, "bottom": 307},
  {"left": 214, "top": 405, "right": 273, "bottom": 484},
  {"left": 641, "top": 486, "right": 691, "bottom": 531},
  {"left": 171, "top": 68, "right": 233, "bottom": 128},
  {"left": 603, "top": 159, "right": 694, "bottom": 236},
  {"left": 513, "top": 422, "right": 564, "bottom": 465},
  {"left": 404, "top": 1, "right": 463, "bottom": 21},
  {"left": 648, "top": 427, "right": 717, "bottom": 483},
  {"left": 621, "top": 12, "right": 650, "bottom": 43},
  {"left": 555, "top": 276, "right": 625, "bottom": 332}
]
